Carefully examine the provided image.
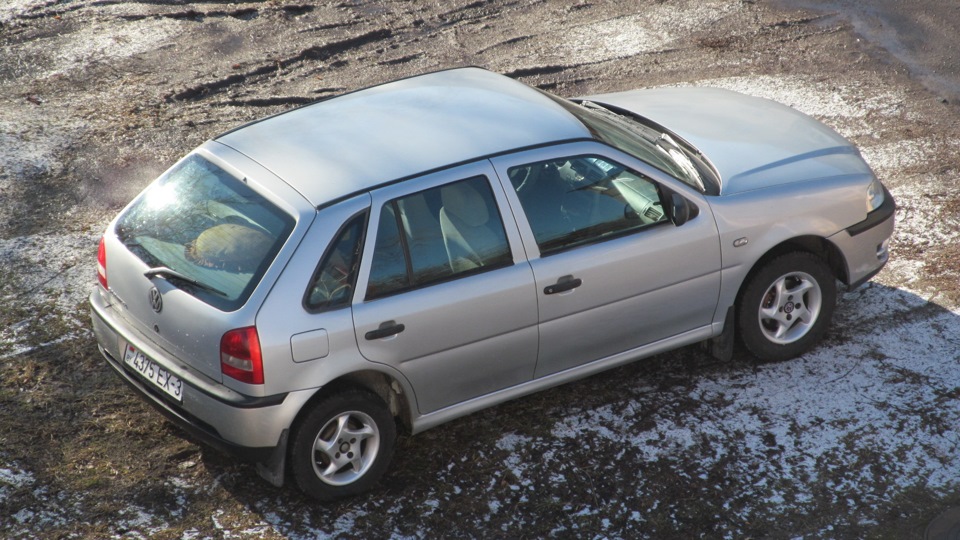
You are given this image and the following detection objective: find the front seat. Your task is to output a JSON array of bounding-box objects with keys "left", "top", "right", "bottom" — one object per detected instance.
[
  {"left": 439, "top": 180, "right": 507, "bottom": 273},
  {"left": 513, "top": 163, "right": 571, "bottom": 247}
]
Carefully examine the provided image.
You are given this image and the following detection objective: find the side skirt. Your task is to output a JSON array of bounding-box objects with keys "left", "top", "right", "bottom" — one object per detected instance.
[{"left": 410, "top": 325, "right": 715, "bottom": 434}]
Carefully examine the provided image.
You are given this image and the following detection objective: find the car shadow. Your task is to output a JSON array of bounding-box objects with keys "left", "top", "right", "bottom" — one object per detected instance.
[{"left": 200, "top": 280, "right": 960, "bottom": 537}]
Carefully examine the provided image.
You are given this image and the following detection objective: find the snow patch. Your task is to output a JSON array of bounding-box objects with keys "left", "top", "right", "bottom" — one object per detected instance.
[
  {"left": 0, "top": 232, "right": 100, "bottom": 309},
  {"left": 562, "top": 2, "right": 738, "bottom": 63},
  {"left": 9, "top": 17, "right": 183, "bottom": 80},
  {"left": 0, "top": 463, "right": 36, "bottom": 506},
  {"left": 859, "top": 137, "right": 939, "bottom": 175},
  {"left": 888, "top": 174, "right": 960, "bottom": 262},
  {"left": 0, "top": 0, "right": 44, "bottom": 23},
  {"left": 0, "top": 119, "right": 73, "bottom": 190},
  {"left": 547, "top": 285, "right": 960, "bottom": 515},
  {"left": 0, "top": 232, "right": 99, "bottom": 357}
]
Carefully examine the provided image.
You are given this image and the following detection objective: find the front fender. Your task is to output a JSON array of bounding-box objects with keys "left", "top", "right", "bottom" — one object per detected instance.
[{"left": 708, "top": 174, "right": 871, "bottom": 321}]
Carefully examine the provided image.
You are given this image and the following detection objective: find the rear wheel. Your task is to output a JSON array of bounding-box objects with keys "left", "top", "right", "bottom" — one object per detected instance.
[
  {"left": 291, "top": 389, "right": 396, "bottom": 501},
  {"left": 737, "top": 252, "right": 836, "bottom": 361}
]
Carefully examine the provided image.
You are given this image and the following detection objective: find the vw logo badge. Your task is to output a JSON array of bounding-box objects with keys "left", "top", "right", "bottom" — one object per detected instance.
[{"left": 149, "top": 286, "right": 163, "bottom": 313}]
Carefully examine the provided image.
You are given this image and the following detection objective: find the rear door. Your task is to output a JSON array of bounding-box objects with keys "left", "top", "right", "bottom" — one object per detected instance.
[
  {"left": 490, "top": 142, "right": 723, "bottom": 378},
  {"left": 352, "top": 161, "right": 538, "bottom": 414}
]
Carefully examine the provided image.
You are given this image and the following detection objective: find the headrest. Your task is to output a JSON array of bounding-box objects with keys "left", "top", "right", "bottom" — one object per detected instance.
[{"left": 441, "top": 181, "right": 489, "bottom": 227}]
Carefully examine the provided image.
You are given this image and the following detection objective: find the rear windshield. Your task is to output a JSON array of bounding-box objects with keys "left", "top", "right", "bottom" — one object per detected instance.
[{"left": 115, "top": 154, "right": 295, "bottom": 311}]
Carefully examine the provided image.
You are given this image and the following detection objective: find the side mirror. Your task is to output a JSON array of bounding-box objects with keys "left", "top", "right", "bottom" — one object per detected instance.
[{"left": 669, "top": 192, "right": 699, "bottom": 227}]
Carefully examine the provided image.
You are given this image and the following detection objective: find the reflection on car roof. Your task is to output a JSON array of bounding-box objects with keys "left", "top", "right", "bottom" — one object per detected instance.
[{"left": 215, "top": 67, "right": 591, "bottom": 206}]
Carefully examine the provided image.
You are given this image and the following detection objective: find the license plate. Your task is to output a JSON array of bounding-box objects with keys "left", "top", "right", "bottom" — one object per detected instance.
[{"left": 123, "top": 344, "right": 183, "bottom": 402}]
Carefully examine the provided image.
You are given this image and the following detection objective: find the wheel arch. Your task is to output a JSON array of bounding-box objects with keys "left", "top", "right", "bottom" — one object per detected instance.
[
  {"left": 290, "top": 370, "right": 415, "bottom": 443},
  {"left": 739, "top": 235, "right": 848, "bottom": 297},
  {"left": 729, "top": 234, "right": 846, "bottom": 328}
]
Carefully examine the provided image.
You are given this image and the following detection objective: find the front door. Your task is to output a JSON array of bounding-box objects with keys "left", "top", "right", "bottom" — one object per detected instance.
[{"left": 491, "top": 143, "right": 723, "bottom": 378}]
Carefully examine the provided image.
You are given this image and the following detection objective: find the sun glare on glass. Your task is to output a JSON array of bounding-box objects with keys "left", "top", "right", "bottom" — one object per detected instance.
[{"left": 145, "top": 182, "right": 179, "bottom": 211}]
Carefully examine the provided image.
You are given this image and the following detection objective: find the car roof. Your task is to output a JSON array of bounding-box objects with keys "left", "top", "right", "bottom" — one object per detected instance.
[{"left": 214, "top": 67, "right": 592, "bottom": 206}]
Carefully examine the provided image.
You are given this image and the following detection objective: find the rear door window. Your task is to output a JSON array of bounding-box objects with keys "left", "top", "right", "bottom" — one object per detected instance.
[
  {"left": 115, "top": 154, "right": 295, "bottom": 311},
  {"left": 366, "top": 175, "right": 512, "bottom": 299},
  {"left": 304, "top": 213, "right": 366, "bottom": 312}
]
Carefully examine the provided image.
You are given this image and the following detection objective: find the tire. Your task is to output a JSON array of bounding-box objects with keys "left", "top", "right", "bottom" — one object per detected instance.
[
  {"left": 736, "top": 251, "right": 837, "bottom": 362},
  {"left": 290, "top": 389, "right": 397, "bottom": 501}
]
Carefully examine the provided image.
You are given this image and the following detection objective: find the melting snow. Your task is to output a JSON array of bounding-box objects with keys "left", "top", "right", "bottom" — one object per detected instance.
[
  {"left": 0, "top": 120, "right": 73, "bottom": 191},
  {"left": 0, "top": 0, "right": 43, "bottom": 23},
  {"left": 7, "top": 17, "right": 184, "bottom": 80},
  {"left": 561, "top": 2, "right": 739, "bottom": 63},
  {"left": 1, "top": 1, "right": 957, "bottom": 535}
]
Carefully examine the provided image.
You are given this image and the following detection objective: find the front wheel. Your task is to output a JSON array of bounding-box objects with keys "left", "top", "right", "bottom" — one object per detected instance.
[
  {"left": 290, "top": 389, "right": 397, "bottom": 501},
  {"left": 737, "top": 252, "right": 837, "bottom": 362}
]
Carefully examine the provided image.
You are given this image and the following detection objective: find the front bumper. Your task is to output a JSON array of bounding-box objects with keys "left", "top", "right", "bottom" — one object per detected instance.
[{"left": 830, "top": 186, "right": 896, "bottom": 288}]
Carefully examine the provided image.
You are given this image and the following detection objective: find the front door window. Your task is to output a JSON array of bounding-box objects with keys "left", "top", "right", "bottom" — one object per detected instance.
[{"left": 507, "top": 155, "right": 668, "bottom": 255}]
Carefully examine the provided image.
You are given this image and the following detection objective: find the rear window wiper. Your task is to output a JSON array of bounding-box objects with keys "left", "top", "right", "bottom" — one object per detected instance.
[{"left": 144, "top": 267, "right": 228, "bottom": 298}]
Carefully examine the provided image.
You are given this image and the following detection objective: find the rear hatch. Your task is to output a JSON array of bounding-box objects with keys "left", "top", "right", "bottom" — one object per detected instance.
[{"left": 103, "top": 147, "right": 302, "bottom": 383}]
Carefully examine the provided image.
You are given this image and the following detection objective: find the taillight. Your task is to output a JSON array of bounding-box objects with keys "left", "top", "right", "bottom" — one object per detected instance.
[
  {"left": 97, "top": 236, "right": 108, "bottom": 289},
  {"left": 220, "top": 326, "right": 264, "bottom": 385}
]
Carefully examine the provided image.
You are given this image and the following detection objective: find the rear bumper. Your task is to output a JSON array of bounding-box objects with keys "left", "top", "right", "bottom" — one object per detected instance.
[
  {"left": 89, "top": 290, "right": 313, "bottom": 463},
  {"left": 97, "top": 340, "right": 276, "bottom": 462}
]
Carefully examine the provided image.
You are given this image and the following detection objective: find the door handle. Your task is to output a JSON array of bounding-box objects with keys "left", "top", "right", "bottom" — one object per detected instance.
[
  {"left": 544, "top": 275, "right": 582, "bottom": 295},
  {"left": 365, "top": 320, "right": 405, "bottom": 340}
]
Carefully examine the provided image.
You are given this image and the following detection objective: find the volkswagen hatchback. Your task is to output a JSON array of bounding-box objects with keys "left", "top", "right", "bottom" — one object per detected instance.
[{"left": 90, "top": 67, "right": 895, "bottom": 500}]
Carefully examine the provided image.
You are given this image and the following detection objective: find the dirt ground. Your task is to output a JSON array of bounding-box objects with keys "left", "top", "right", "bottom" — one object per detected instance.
[
  {"left": 776, "top": 0, "right": 960, "bottom": 104},
  {"left": 3, "top": 0, "right": 960, "bottom": 538}
]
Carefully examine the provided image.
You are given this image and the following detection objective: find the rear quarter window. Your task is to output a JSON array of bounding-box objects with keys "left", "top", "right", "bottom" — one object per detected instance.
[{"left": 115, "top": 154, "right": 295, "bottom": 311}]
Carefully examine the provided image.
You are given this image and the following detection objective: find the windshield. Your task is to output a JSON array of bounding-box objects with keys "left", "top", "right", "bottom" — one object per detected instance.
[
  {"left": 542, "top": 92, "right": 716, "bottom": 193},
  {"left": 115, "top": 154, "right": 295, "bottom": 311}
]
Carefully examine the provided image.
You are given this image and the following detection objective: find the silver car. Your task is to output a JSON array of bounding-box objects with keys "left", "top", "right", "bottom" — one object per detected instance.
[{"left": 90, "top": 67, "right": 895, "bottom": 500}]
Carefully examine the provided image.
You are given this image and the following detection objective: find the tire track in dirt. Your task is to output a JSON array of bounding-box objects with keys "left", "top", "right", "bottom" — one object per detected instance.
[
  {"left": 119, "top": 7, "right": 262, "bottom": 22},
  {"left": 168, "top": 29, "right": 392, "bottom": 102},
  {"left": 3, "top": 0, "right": 960, "bottom": 537}
]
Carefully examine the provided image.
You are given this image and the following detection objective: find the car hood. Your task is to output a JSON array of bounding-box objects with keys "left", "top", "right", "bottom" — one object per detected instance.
[{"left": 583, "top": 87, "right": 873, "bottom": 195}]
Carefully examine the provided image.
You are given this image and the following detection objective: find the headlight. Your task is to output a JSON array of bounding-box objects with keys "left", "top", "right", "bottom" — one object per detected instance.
[{"left": 866, "top": 177, "right": 885, "bottom": 212}]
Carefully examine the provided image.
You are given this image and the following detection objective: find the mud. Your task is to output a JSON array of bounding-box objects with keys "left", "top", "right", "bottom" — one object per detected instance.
[
  {"left": 776, "top": 0, "right": 960, "bottom": 103},
  {"left": 3, "top": 1, "right": 960, "bottom": 537}
]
